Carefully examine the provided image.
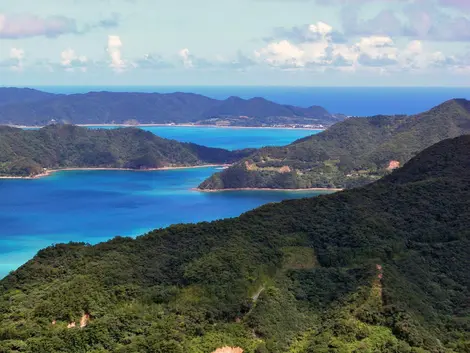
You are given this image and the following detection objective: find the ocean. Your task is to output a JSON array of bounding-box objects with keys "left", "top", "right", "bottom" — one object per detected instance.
[
  {"left": 31, "top": 86, "right": 470, "bottom": 116},
  {"left": 0, "top": 128, "right": 323, "bottom": 278},
  {"left": 89, "top": 126, "right": 321, "bottom": 150}
]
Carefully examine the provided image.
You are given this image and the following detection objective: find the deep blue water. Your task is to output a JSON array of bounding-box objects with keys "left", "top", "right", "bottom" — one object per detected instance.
[
  {"left": 0, "top": 128, "right": 324, "bottom": 278},
  {"left": 0, "top": 169, "right": 328, "bottom": 278},
  {"left": 30, "top": 86, "right": 470, "bottom": 116}
]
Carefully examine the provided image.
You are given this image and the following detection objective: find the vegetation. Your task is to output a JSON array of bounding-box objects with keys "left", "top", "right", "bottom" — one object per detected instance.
[
  {"left": 199, "top": 99, "right": 470, "bottom": 190},
  {"left": 0, "top": 88, "right": 340, "bottom": 126},
  {"left": 0, "top": 125, "right": 253, "bottom": 177},
  {"left": 0, "top": 88, "right": 57, "bottom": 106},
  {"left": 1, "top": 135, "right": 469, "bottom": 352}
]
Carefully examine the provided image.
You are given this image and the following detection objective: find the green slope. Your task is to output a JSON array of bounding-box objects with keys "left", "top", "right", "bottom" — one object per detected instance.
[
  {"left": 0, "top": 125, "right": 253, "bottom": 177},
  {"left": 199, "top": 99, "right": 470, "bottom": 190},
  {"left": 1, "top": 136, "right": 469, "bottom": 352}
]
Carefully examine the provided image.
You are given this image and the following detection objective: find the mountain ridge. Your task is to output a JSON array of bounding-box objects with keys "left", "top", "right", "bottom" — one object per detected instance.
[
  {"left": 0, "top": 88, "right": 339, "bottom": 127},
  {"left": 199, "top": 98, "right": 470, "bottom": 190}
]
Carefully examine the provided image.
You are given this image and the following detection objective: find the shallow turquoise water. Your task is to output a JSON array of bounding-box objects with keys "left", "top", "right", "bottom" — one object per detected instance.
[
  {"left": 87, "top": 125, "right": 321, "bottom": 150},
  {"left": 0, "top": 128, "right": 325, "bottom": 278}
]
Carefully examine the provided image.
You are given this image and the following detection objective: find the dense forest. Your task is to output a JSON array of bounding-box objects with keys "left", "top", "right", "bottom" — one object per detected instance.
[
  {"left": 199, "top": 99, "right": 470, "bottom": 190},
  {"left": 1, "top": 135, "right": 469, "bottom": 352},
  {"left": 0, "top": 88, "right": 340, "bottom": 126},
  {"left": 0, "top": 125, "right": 253, "bottom": 177}
]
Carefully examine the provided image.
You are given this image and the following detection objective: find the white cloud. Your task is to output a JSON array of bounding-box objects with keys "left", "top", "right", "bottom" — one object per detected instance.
[
  {"left": 255, "top": 40, "right": 305, "bottom": 68},
  {"left": 256, "top": 21, "right": 336, "bottom": 69},
  {"left": 308, "top": 21, "right": 333, "bottom": 36},
  {"left": 255, "top": 20, "right": 465, "bottom": 73},
  {"left": 179, "top": 48, "right": 194, "bottom": 68},
  {"left": 9, "top": 48, "right": 24, "bottom": 71},
  {"left": 107, "top": 35, "right": 126, "bottom": 72},
  {"left": 60, "top": 49, "right": 87, "bottom": 72}
]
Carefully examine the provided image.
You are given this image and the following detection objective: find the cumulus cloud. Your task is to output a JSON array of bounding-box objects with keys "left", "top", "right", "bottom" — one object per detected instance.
[
  {"left": 60, "top": 49, "right": 88, "bottom": 72},
  {"left": 0, "top": 48, "right": 25, "bottom": 71},
  {"left": 255, "top": 20, "right": 461, "bottom": 73},
  {"left": 179, "top": 48, "right": 194, "bottom": 69},
  {"left": 255, "top": 40, "right": 306, "bottom": 68},
  {"left": 268, "top": 21, "right": 347, "bottom": 44},
  {"left": 0, "top": 12, "right": 120, "bottom": 39},
  {"left": 9, "top": 48, "right": 25, "bottom": 71},
  {"left": 256, "top": 21, "right": 351, "bottom": 69},
  {"left": 107, "top": 35, "right": 127, "bottom": 72},
  {"left": 177, "top": 49, "right": 215, "bottom": 69}
]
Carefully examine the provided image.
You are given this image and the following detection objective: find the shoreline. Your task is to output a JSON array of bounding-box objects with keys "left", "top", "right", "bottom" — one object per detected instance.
[
  {"left": 193, "top": 187, "right": 343, "bottom": 193},
  {"left": 0, "top": 164, "right": 229, "bottom": 180},
  {"left": 7, "top": 123, "right": 325, "bottom": 131}
]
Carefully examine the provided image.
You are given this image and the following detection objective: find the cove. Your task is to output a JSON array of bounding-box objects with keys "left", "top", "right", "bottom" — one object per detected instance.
[{"left": 0, "top": 167, "right": 333, "bottom": 278}]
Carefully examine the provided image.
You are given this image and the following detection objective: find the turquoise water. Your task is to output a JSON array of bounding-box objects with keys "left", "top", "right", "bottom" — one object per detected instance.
[
  {"left": 86, "top": 126, "right": 321, "bottom": 150},
  {"left": 0, "top": 128, "right": 326, "bottom": 278},
  {"left": 0, "top": 169, "right": 330, "bottom": 278}
]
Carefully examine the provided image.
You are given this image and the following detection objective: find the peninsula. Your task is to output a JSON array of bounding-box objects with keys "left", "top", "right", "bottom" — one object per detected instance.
[
  {"left": 199, "top": 98, "right": 470, "bottom": 190},
  {"left": 0, "top": 124, "right": 253, "bottom": 177}
]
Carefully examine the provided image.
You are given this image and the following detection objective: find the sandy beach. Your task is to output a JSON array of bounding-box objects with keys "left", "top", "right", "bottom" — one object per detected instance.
[
  {"left": 0, "top": 164, "right": 230, "bottom": 180},
  {"left": 194, "top": 187, "right": 343, "bottom": 193},
  {"left": 6, "top": 123, "right": 325, "bottom": 131}
]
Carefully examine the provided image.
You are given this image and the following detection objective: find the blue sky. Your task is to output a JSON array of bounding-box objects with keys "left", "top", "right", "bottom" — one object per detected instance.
[{"left": 1, "top": 0, "right": 470, "bottom": 86}]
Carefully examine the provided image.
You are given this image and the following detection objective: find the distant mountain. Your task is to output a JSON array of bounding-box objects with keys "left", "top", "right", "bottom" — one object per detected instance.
[
  {"left": 199, "top": 99, "right": 470, "bottom": 190},
  {"left": 0, "top": 88, "right": 340, "bottom": 127},
  {"left": 1, "top": 135, "right": 469, "bottom": 352},
  {"left": 0, "top": 125, "right": 253, "bottom": 177},
  {"left": 200, "top": 96, "right": 336, "bottom": 127},
  {"left": 0, "top": 87, "right": 57, "bottom": 106}
]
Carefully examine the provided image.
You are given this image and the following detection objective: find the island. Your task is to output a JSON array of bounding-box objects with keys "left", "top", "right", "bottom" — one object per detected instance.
[
  {"left": 0, "top": 124, "right": 254, "bottom": 178},
  {"left": 1, "top": 135, "right": 469, "bottom": 352},
  {"left": 199, "top": 98, "right": 470, "bottom": 191},
  {"left": 0, "top": 88, "right": 345, "bottom": 128}
]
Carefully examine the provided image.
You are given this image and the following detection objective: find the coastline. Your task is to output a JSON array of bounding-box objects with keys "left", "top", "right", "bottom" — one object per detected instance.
[
  {"left": 0, "top": 164, "right": 229, "bottom": 180},
  {"left": 193, "top": 187, "right": 343, "bottom": 193},
  {"left": 7, "top": 123, "right": 325, "bottom": 131}
]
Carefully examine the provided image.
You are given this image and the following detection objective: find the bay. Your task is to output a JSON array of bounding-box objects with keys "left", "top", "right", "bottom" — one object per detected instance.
[{"left": 0, "top": 128, "right": 326, "bottom": 278}]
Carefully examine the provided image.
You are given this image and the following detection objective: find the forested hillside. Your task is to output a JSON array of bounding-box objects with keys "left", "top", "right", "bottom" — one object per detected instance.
[
  {"left": 199, "top": 99, "right": 470, "bottom": 190},
  {"left": 0, "top": 125, "right": 253, "bottom": 177},
  {"left": 0, "top": 88, "right": 338, "bottom": 126},
  {"left": 1, "top": 136, "right": 469, "bottom": 352},
  {"left": 0, "top": 88, "right": 57, "bottom": 106}
]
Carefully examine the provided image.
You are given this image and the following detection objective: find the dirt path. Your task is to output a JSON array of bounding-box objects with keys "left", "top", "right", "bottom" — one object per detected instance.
[{"left": 252, "top": 286, "right": 265, "bottom": 302}]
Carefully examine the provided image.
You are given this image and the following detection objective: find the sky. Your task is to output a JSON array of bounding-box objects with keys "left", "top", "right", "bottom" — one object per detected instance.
[{"left": 1, "top": 0, "right": 470, "bottom": 86}]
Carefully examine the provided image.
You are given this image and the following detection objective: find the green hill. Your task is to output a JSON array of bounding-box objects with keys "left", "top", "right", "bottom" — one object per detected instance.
[
  {"left": 0, "top": 125, "right": 253, "bottom": 177},
  {"left": 199, "top": 99, "right": 470, "bottom": 190},
  {"left": 1, "top": 136, "right": 469, "bottom": 352}
]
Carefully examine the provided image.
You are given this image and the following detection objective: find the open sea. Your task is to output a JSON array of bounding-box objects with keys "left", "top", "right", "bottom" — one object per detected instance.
[
  {"left": 31, "top": 86, "right": 470, "bottom": 116},
  {"left": 0, "top": 127, "right": 323, "bottom": 278}
]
